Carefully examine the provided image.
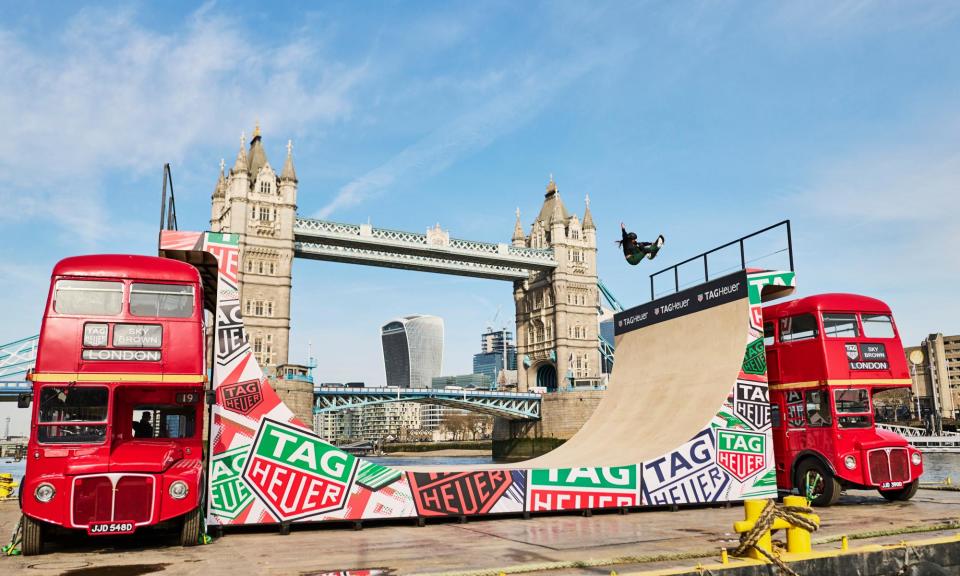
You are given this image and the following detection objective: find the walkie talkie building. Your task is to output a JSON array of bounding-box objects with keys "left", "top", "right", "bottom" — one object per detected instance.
[{"left": 380, "top": 315, "right": 444, "bottom": 388}]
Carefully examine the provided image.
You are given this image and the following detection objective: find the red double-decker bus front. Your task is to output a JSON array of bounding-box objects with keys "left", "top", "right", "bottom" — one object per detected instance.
[
  {"left": 20, "top": 255, "right": 206, "bottom": 554},
  {"left": 764, "top": 293, "right": 923, "bottom": 505}
]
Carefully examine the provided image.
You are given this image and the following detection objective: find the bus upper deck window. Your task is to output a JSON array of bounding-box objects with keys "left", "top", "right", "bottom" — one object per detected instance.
[
  {"left": 823, "top": 313, "right": 859, "bottom": 338},
  {"left": 130, "top": 283, "right": 194, "bottom": 318},
  {"left": 53, "top": 280, "right": 123, "bottom": 316},
  {"left": 779, "top": 314, "right": 818, "bottom": 343},
  {"left": 862, "top": 314, "right": 895, "bottom": 338}
]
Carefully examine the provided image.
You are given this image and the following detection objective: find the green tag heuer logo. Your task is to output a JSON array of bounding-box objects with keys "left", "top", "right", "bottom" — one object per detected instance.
[
  {"left": 716, "top": 429, "right": 766, "bottom": 482},
  {"left": 209, "top": 446, "right": 255, "bottom": 519},
  {"left": 741, "top": 338, "right": 766, "bottom": 375},
  {"left": 243, "top": 419, "right": 358, "bottom": 521}
]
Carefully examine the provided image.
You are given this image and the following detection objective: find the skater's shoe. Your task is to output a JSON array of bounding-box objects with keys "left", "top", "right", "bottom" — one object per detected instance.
[{"left": 647, "top": 235, "right": 665, "bottom": 260}]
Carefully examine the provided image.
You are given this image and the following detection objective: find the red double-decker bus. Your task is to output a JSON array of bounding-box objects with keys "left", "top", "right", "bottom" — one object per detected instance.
[
  {"left": 19, "top": 255, "right": 208, "bottom": 554},
  {"left": 764, "top": 293, "right": 923, "bottom": 505}
]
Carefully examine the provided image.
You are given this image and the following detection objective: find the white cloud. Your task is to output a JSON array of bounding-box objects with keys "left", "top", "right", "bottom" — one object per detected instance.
[
  {"left": 788, "top": 109, "right": 960, "bottom": 342},
  {"left": 0, "top": 6, "right": 366, "bottom": 241},
  {"left": 315, "top": 39, "right": 633, "bottom": 219}
]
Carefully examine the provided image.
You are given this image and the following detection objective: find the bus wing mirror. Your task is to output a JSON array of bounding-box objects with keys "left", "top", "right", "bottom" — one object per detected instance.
[
  {"left": 205, "top": 390, "right": 216, "bottom": 405},
  {"left": 17, "top": 393, "right": 32, "bottom": 409}
]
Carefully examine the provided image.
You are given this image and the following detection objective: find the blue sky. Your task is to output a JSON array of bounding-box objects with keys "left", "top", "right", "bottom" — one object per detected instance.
[{"left": 2, "top": 2, "right": 959, "bottom": 432}]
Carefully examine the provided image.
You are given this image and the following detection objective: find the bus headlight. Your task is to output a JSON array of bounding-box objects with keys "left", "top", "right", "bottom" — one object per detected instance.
[
  {"left": 35, "top": 483, "right": 56, "bottom": 503},
  {"left": 843, "top": 455, "right": 857, "bottom": 470},
  {"left": 169, "top": 481, "right": 189, "bottom": 500},
  {"left": 912, "top": 452, "right": 923, "bottom": 466}
]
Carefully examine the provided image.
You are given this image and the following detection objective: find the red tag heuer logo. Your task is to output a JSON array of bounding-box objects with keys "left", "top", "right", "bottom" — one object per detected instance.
[
  {"left": 220, "top": 379, "right": 264, "bottom": 415},
  {"left": 243, "top": 419, "right": 358, "bottom": 521},
  {"left": 716, "top": 429, "right": 766, "bottom": 481}
]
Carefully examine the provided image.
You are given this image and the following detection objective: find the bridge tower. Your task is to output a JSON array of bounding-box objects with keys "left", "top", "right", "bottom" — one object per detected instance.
[
  {"left": 210, "top": 125, "right": 298, "bottom": 375},
  {"left": 512, "top": 178, "right": 599, "bottom": 392}
]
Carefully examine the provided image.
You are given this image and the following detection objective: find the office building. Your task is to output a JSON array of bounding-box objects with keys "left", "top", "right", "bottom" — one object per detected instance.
[
  {"left": 907, "top": 333, "right": 960, "bottom": 419},
  {"left": 381, "top": 315, "right": 444, "bottom": 388},
  {"left": 472, "top": 328, "right": 517, "bottom": 386}
]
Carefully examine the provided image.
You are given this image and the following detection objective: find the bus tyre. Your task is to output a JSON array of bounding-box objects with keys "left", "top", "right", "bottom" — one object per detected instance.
[
  {"left": 21, "top": 515, "right": 43, "bottom": 556},
  {"left": 180, "top": 506, "right": 202, "bottom": 547},
  {"left": 797, "top": 460, "right": 841, "bottom": 507},
  {"left": 880, "top": 480, "right": 919, "bottom": 502}
]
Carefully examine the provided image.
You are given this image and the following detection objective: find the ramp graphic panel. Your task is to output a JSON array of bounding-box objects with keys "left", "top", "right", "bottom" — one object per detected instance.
[{"left": 161, "top": 231, "right": 794, "bottom": 525}]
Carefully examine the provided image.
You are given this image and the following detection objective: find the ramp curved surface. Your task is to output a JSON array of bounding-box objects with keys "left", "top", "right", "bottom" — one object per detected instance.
[{"left": 161, "top": 231, "right": 796, "bottom": 525}]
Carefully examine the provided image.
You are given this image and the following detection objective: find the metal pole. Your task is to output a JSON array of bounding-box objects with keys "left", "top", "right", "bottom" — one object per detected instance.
[
  {"left": 158, "top": 163, "right": 168, "bottom": 248},
  {"left": 739, "top": 240, "right": 745, "bottom": 271},
  {"left": 650, "top": 275, "right": 655, "bottom": 301},
  {"left": 674, "top": 267, "right": 679, "bottom": 295},
  {"left": 703, "top": 256, "right": 709, "bottom": 284},
  {"left": 786, "top": 220, "right": 794, "bottom": 271}
]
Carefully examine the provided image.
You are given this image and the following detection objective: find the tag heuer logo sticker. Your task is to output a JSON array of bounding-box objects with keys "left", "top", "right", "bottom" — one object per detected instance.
[
  {"left": 243, "top": 419, "right": 358, "bottom": 521},
  {"left": 220, "top": 379, "right": 264, "bottom": 415},
  {"left": 209, "top": 446, "right": 255, "bottom": 519},
  {"left": 734, "top": 381, "right": 769, "bottom": 430},
  {"left": 741, "top": 339, "right": 766, "bottom": 376},
  {"left": 716, "top": 429, "right": 766, "bottom": 481},
  {"left": 845, "top": 344, "right": 859, "bottom": 360}
]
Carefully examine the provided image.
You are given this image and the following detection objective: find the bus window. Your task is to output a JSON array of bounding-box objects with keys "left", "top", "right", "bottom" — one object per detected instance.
[
  {"left": 862, "top": 314, "right": 896, "bottom": 338},
  {"left": 132, "top": 406, "right": 196, "bottom": 439},
  {"left": 130, "top": 283, "right": 194, "bottom": 318},
  {"left": 763, "top": 322, "right": 775, "bottom": 346},
  {"left": 38, "top": 386, "right": 108, "bottom": 443},
  {"left": 53, "top": 280, "right": 123, "bottom": 316},
  {"left": 834, "top": 388, "right": 871, "bottom": 428},
  {"left": 779, "top": 314, "right": 818, "bottom": 343},
  {"left": 805, "top": 389, "right": 831, "bottom": 427},
  {"left": 823, "top": 313, "right": 858, "bottom": 338},
  {"left": 770, "top": 402, "right": 782, "bottom": 427}
]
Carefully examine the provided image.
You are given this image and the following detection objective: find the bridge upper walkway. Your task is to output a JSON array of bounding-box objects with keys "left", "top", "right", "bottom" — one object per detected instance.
[
  {"left": 314, "top": 387, "right": 541, "bottom": 420},
  {"left": 294, "top": 217, "right": 557, "bottom": 281}
]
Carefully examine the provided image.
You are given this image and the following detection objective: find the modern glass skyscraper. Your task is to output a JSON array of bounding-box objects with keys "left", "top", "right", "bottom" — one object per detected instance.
[
  {"left": 472, "top": 328, "right": 517, "bottom": 385},
  {"left": 381, "top": 315, "right": 444, "bottom": 388}
]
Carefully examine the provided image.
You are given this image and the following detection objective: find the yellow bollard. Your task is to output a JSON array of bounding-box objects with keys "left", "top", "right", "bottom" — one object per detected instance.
[
  {"left": 947, "top": 477, "right": 953, "bottom": 487},
  {"left": 841, "top": 535, "right": 848, "bottom": 551},
  {"left": 783, "top": 495, "right": 814, "bottom": 554},
  {"left": 720, "top": 548, "right": 729, "bottom": 564},
  {"left": 740, "top": 499, "right": 772, "bottom": 560}
]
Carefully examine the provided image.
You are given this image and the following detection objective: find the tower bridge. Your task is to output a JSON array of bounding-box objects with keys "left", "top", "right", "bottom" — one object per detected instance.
[{"left": 210, "top": 125, "right": 604, "bottom": 416}]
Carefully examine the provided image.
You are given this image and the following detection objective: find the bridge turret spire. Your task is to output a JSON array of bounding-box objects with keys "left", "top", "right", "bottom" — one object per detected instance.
[
  {"left": 582, "top": 194, "right": 595, "bottom": 231},
  {"left": 231, "top": 132, "right": 248, "bottom": 175},
  {"left": 512, "top": 207, "right": 526, "bottom": 245},
  {"left": 247, "top": 122, "right": 269, "bottom": 178},
  {"left": 281, "top": 139, "right": 297, "bottom": 182}
]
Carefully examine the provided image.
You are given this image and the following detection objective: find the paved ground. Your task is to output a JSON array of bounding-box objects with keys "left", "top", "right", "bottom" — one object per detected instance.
[{"left": 4, "top": 490, "right": 960, "bottom": 576}]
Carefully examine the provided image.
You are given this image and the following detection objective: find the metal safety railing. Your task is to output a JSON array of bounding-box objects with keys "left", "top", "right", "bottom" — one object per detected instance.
[{"left": 649, "top": 220, "right": 793, "bottom": 301}]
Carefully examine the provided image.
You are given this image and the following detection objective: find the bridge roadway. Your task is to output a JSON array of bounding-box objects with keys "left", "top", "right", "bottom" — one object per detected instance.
[
  {"left": 294, "top": 217, "right": 557, "bottom": 281},
  {"left": 2, "top": 489, "right": 959, "bottom": 574},
  {"left": 2, "top": 383, "right": 542, "bottom": 422},
  {"left": 314, "top": 386, "right": 541, "bottom": 420}
]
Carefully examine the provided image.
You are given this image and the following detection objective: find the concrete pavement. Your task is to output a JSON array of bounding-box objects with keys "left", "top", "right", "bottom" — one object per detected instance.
[{"left": 4, "top": 490, "right": 960, "bottom": 575}]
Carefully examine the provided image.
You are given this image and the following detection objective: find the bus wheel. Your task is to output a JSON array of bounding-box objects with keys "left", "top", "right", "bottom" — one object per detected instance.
[
  {"left": 180, "top": 507, "right": 202, "bottom": 547},
  {"left": 880, "top": 481, "right": 919, "bottom": 502},
  {"left": 797, "top": 460, "right": 841, "bottom": 507},
  {"left": 21, "top": 515, "right": 44, "bottom": 556}
]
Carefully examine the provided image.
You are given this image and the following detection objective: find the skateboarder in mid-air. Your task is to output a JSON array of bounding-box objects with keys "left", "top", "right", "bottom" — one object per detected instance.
[{"left": 618, "top": 222, "right": 665, "bottom": 266}]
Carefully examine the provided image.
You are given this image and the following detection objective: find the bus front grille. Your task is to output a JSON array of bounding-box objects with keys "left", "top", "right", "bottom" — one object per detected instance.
[
  {"left": 867, "top": 448, "right": 910, "bottom": 486},
  {"left": 72, "top": 474, "right": 154, "bottom": 527}
]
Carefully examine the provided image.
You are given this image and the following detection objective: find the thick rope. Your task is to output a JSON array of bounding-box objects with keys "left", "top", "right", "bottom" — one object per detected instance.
[{"left": 731, "top": 500, "right": 819, "bottom": 576}]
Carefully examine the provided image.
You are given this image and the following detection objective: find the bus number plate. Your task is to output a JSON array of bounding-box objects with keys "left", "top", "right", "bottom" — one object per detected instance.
[
  {"left": 880, "top": 481, "right": 904, "bottom": 489},
  {"left": 87, "top": 521, "right": 136, "bottom": 535}
]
